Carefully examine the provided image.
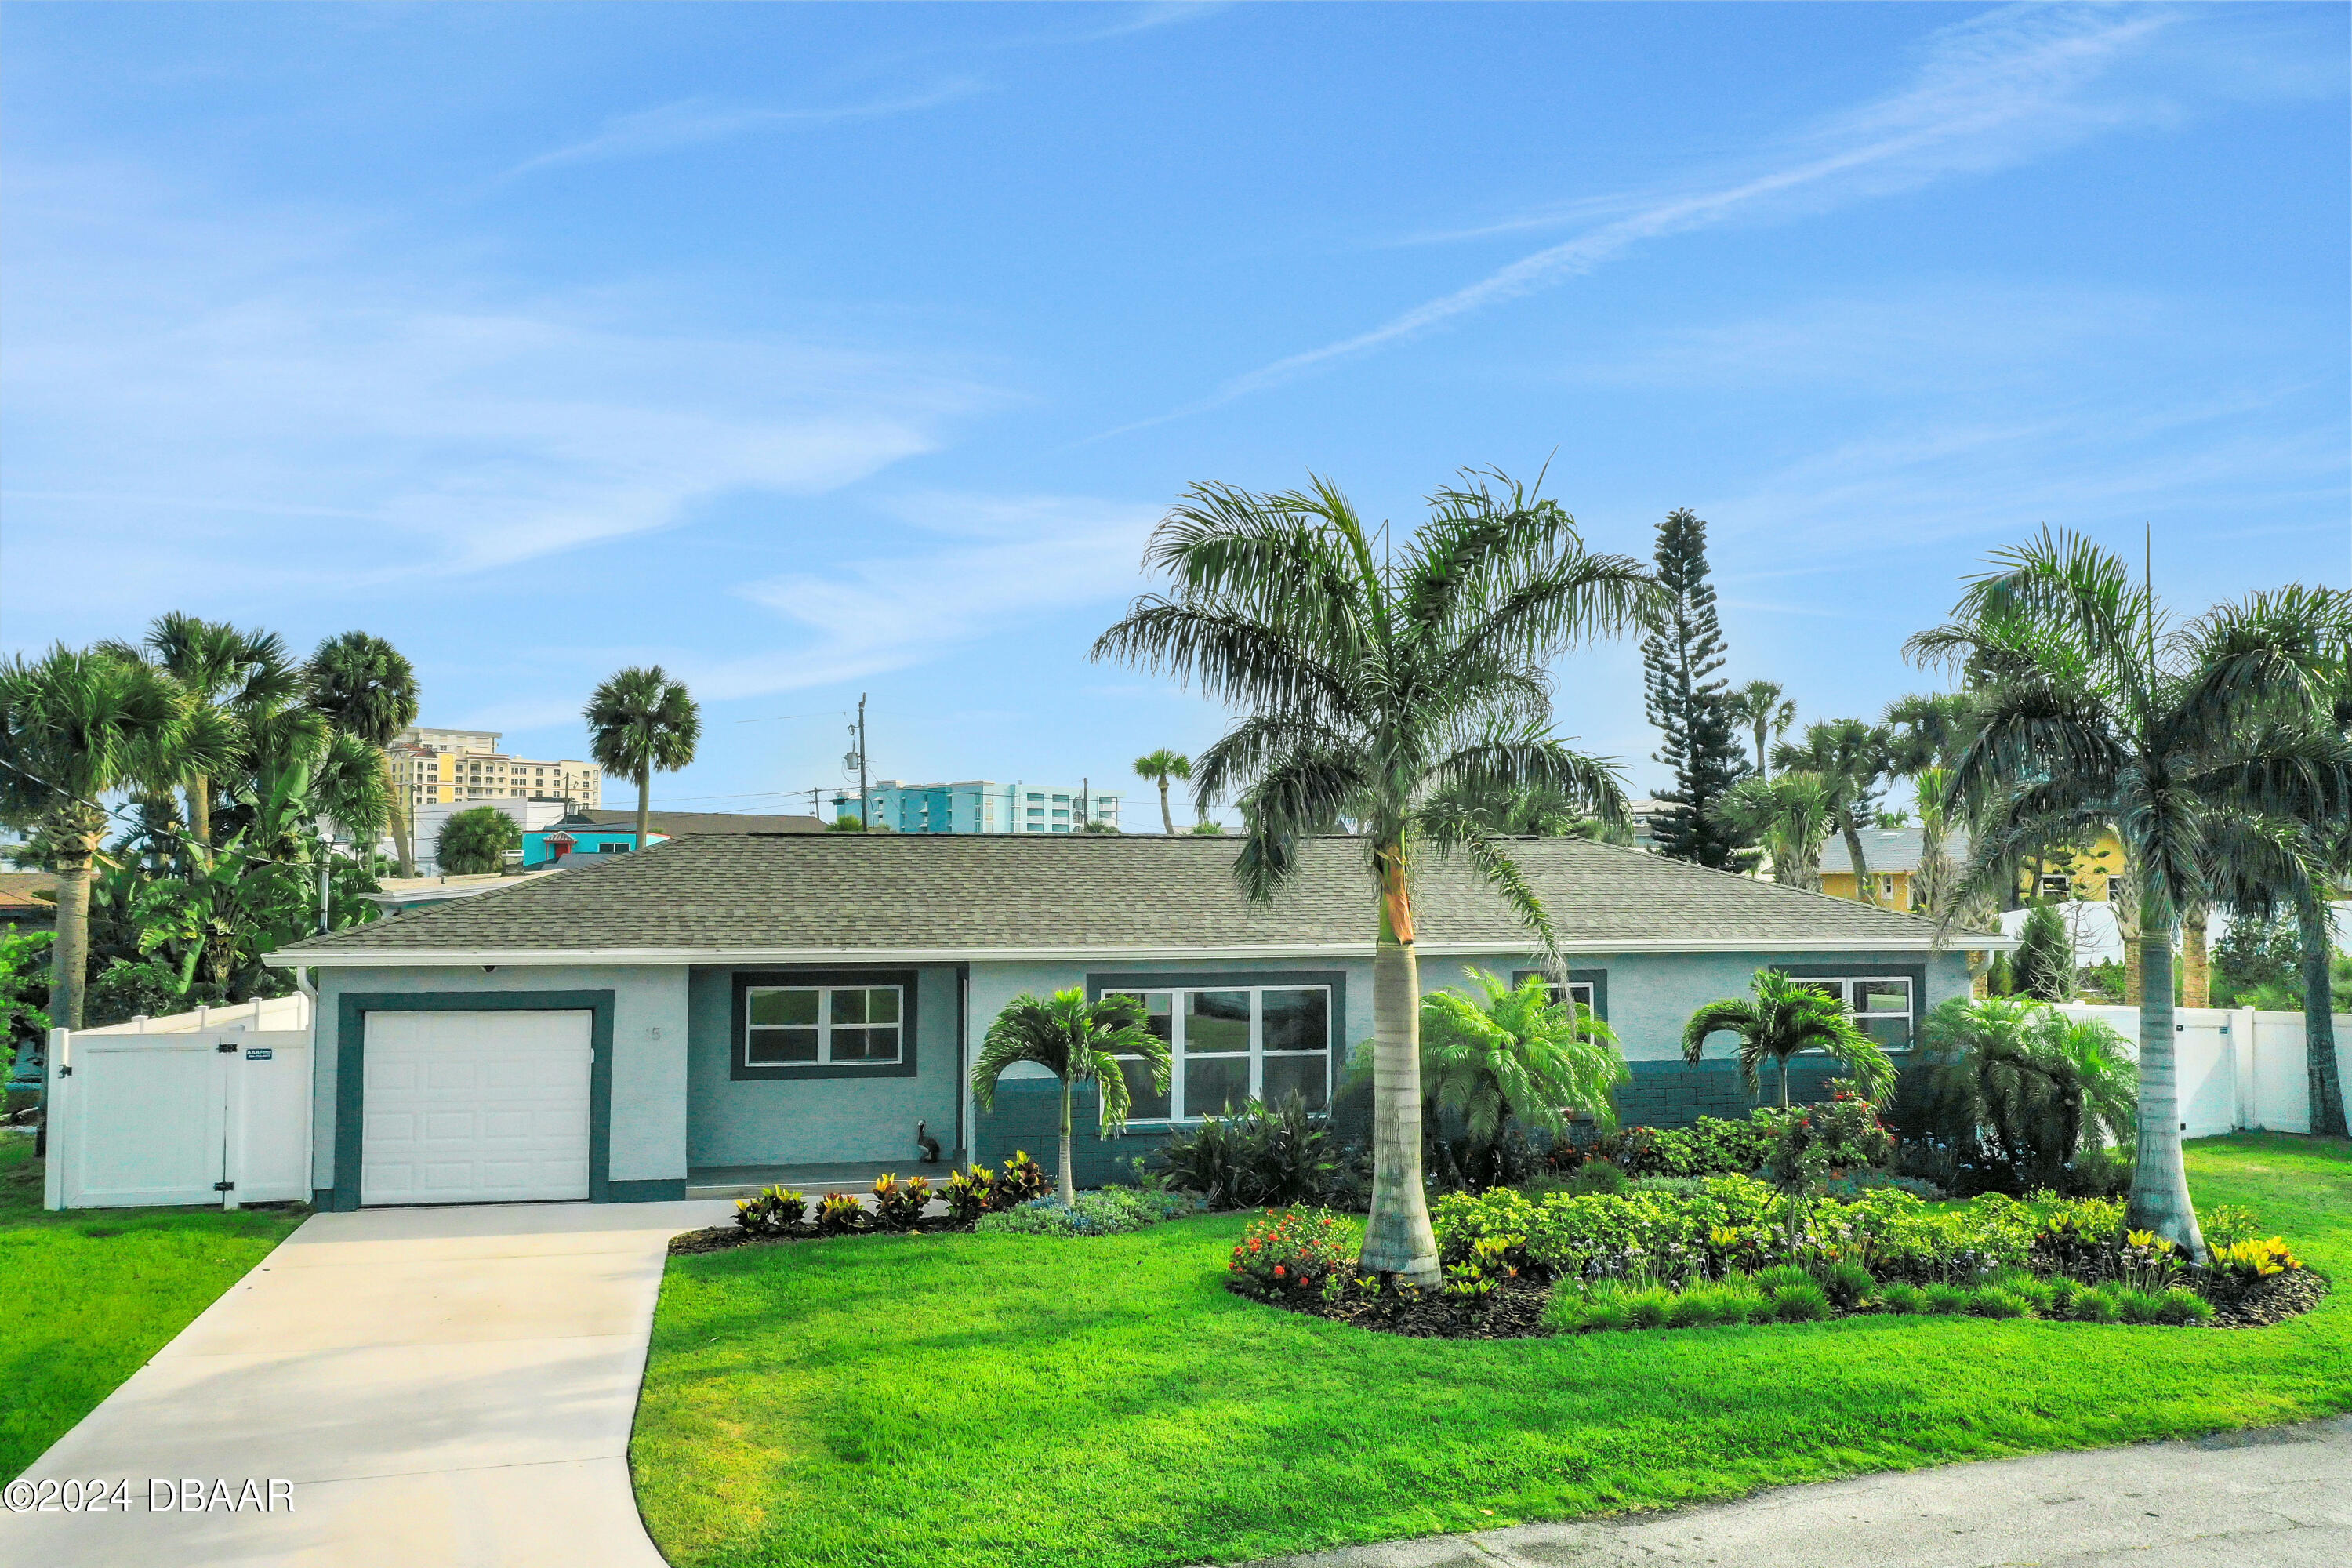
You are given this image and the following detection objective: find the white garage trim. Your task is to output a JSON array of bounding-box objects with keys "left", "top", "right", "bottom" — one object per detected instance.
[{"left": 361, "top": 1011, "right": 592, "bottom": 1205}]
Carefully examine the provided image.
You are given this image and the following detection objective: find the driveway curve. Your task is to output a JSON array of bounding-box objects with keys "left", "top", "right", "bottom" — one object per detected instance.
[{"left": 0, "top": 1198, "right": 731, "bottom": 1566}]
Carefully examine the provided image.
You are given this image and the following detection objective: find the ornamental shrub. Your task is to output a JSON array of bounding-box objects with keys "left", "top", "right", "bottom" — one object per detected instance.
[
  {"left": 1226, "top": 1207, "right": 1359, "bottom": 1298},
  {"left": 869, "top": 1173, "right": 932, "bottom": 1231},
  {"left": 732, "top": 1186, "right": 808, "bottom": 1236},
  {"left": 1152, "top": 1093, "right": 1355, "bottom": 1209},
  {"left": 941, "top": 1166, "right": 996, "bottom": 1224},
  {"left": 975, "top": 1187, "right": 1200, "bottom": 1237},
  {"left": 813, "top": 1191, "right": 864, "bottom": 1234},
  {"left": 997, "top": 1150, "right": 1052, "bottom": 1205}
]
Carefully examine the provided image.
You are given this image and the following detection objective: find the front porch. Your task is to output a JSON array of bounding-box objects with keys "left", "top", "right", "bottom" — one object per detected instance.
[{"left": 684, "top": 1156, "right": 967, "bottom": 1200}]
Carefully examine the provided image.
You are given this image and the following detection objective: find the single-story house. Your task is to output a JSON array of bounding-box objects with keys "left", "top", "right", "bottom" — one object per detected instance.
[
  {"left": 0, "top": 870, "right": 58, "bottom": 929},
  {"left": 522, "top": 808, "right": 824, "bottom": 867},
  {"left": 267, "top": 833, "right": 2009, "bottom": 1210}
]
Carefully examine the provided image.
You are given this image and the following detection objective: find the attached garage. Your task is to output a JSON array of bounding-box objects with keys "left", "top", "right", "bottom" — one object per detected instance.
[{"left": 360, "top": 1011, "right": 591, "bottom": 1205}]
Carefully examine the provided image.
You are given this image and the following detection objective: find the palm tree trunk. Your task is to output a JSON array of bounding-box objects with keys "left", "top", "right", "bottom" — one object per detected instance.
[
  {"left": 636, "top": 771, "right": 651, "bottom": 851},
  {"left": 1157, "top": 777, "right": 1174, "bottom": 835},
  {"left": 1780, "top": 1057, "right": 1790, "bottom": 1109},
  {"left": 188, "top": 774, "right": 211, "bottom": 851},
  {"left": 49, "top": 840, "right": 94, "bottom": 1033},
  {"left": 2127, "top": 918, "right": 2205, "bottom": 1259},
  {"left": 383, "top": 751, "right": 414, "bottom": 877},
  {"left": 1842, "top": 819, "right": 1876, "bottom": 906},
  {"left": 1752, "top": 720, "right": 1769, "bottom": 782},
  {"left": 1362, "top": 853, "right": 1439, "bottom": 1285},
  {"left": 2180, "top": 903, "right": 2210, "bottom": 1008},
  {"left": 2297, "top": 896, "right": 2347, "bottom": 1138},
  {"left": 1058, "top": 1076, "right": 1076, "bottom": 1203}
]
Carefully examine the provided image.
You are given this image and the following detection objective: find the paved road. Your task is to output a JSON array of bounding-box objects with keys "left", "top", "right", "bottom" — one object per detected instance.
[
  {"left": 1251, "top": 1414, "right": 2352, "bottom": 1568},
  {"left": 0, "top": 1198, "right": 733, "bottom": 1567}
]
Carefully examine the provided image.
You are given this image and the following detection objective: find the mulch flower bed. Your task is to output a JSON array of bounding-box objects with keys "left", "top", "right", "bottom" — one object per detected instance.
[
  {"left": 2212, "top": 1268, "right": 2330, "bottom": 1328},
  {"left": 1238, "top": 1276, "right": 1553, "bottom": 1339},
  {"left": 669, "top": 1218, "right": 971, "bottom": 1254}
]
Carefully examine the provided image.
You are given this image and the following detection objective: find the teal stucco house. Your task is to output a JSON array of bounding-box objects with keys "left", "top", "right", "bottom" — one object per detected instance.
[{"left": 270, "top": 833, "right": 2006, "bottom": 1209}]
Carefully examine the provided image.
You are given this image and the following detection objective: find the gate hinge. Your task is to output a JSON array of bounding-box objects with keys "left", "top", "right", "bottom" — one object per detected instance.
[
  {"left": 214, "top": 1181, "right": 235, "bottom": 1192},
  {"left": 218, "top": 1041, "right": 238, "bottom": 1053}
]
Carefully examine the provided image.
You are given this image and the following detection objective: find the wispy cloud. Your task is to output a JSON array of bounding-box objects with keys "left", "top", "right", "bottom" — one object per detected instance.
[
  {"left": 0, "top": 160, "right": 1001, "bottom": 624},
  {"left": 509, "top": 82, "right": 982, "bottom": 176},
  {"left": 702, "top": 492, "right": 1160, "bottom": 700},
  {"left": 1098, "top": 4, "right": 2190, "bottom": 436}
]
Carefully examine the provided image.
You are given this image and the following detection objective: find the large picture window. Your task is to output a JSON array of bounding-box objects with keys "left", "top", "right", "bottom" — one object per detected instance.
[
  {"left": 1791, "top": 975, "right": 1915, "bottom": 1051},
  {"left": 744, "top": 983, "right": 903, "bottom": 1067},
  {"left": 1102, "top": 984, "right": 1332, "bottom": 1121}
]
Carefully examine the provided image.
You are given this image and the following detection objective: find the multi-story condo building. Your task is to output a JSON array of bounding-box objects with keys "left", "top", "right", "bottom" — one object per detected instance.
[
  {"left": 830, "top": 779, "right": 1121, "bottom": 833},
  {"left": 392, "top": 727, "right": 604, "bottom": 812}
]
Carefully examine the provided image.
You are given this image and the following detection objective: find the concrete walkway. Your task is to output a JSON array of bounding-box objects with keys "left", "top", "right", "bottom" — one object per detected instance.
[
  {"left": 0, "top": 1198, "right": 731, "bottom": 1566},
  {"left": 1252, "top": 1414, "right": 2352, "bottom": 1568}
]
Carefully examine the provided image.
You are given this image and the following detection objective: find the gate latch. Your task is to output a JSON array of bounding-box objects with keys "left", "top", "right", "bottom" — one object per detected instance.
[
  {"left": 214, "top": 1181, "right": 235, "bottom": 1192},
  {"left": 217, "top": 1041, "right": 238, "bottom": 1053}
]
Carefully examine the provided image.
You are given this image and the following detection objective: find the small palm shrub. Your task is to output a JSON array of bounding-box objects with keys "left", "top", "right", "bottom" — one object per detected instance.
[
  {"left": 1922, "top": 1283, "right": 1972, "bottom": 1316},
  {"left": 1226, "top": 1207, "right": 1358, "bottom": 1298},
  {"left": 870, "top": 1173, "right": 932, "bottom": 1231},
  {"left": 1879, "top": 1282, "right": 1924, "bottom": 1315},
  {"left": 813, "top": 1191, "right": 864, "bottom": 1234},
  {"left": 1770, "top": 1280, "right": 1831, "bottom": 1322},
  {"left": 732, "top": 1186, "right": 807, "bottom": 1237},
  {"left": 1968, "top": 1286, "right": 2029, "bottom": 1319},
  {"left": 2155, "top": 1287, "right": 2216, "bottom": 1326},
  {"left": 1620, "top": 1287, "right": 1674, "bottom": 1329},
  {"left": 1820, "top": 1259, "right": 1878, "bottom": 1312}
]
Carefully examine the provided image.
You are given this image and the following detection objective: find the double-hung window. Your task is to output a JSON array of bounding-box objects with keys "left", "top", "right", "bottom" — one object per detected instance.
[
  {"left": 1102, "top": 985, "right": 1332, "bottom": 1121},
  {"left": 1791, "top": 975, "right": 1914, "bottom": 1051},
  {"left": 744, "top": 983, "right": 903, "bottom": 1066}
]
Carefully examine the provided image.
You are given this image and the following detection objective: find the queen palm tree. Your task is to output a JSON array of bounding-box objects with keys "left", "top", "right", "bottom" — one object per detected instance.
[
  {"left": 0, "top": 646, "right": 188, "bottom": 1031},
  {"left": 1713, "top": 770, "right": 1833, "bottom": 889},
  {"left": 584, "top": 666, "right": 702, "bottom": 851},
  {"left": 971, "top": 989, "right": 1167, "bottom": 1203},
  {"left": 1134, "top": 749, "right": 1192, "bottom": 833},
  {"left": 1727, "top": 679, "right": 1795, "bottom": 782},
  {"left": 306, "top": 632, "right": 419, "bottom": 874},
  {"left": 1093, "top": 470, "right": 1655, "bottom": 1283},
  {"left": 1421, "top": 969, "right": 1627, "bottom": 1185},
  {"left": 1774, "top": 718, "right": 1892, "bottom": 906},
  {"left": 1681, "top": 968, "right": 1895, "bottom": 1109},
  {"left": 1907, "top": 535, "right": 2349, "bottom": 1254}
]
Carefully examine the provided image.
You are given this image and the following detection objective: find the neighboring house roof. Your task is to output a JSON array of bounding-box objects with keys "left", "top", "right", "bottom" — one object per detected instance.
[
  {"left": 556, "top": 809, "right": 825, "bottom": 836},
  {"left": 1817, "top": 826, "right": 1973, "bottom": 878},
  {"left": 0, "top": 871, "right": 58, "bottom": 922},
  {"left": 363, "top": 873, "right": 561, "bottom": 908},
  {"left": 274, "top": 833, "right": 2008, "bottom": 966}
]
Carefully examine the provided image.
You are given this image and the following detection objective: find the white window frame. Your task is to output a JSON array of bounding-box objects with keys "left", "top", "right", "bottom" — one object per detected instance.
[
  {"left": 1104, "top": 984, "right": 1334, "bottom": 1123},
  {"left": 1792, "top": 975, "right": 1915, "bottom": 1052},
  {"left": 742, "top": 982, "right": 906, "bottom": 1068},
  {"left": 2038, "top": 873, "right": 2073, "bottom": 899}
]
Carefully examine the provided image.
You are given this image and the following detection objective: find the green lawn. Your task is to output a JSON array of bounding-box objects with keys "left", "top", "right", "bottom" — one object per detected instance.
[
  {"left": 0, "top": 1134, "right": 308, "bottom": 1480},
  {"left": 633, "top": 1133, "right": 2352, "bottom": 1568}
]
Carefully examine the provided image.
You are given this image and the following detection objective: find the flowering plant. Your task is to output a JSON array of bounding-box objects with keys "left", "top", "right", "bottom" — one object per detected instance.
[{"left": 1228, "top": 1207, "right": 1358, "bottom": 1298}]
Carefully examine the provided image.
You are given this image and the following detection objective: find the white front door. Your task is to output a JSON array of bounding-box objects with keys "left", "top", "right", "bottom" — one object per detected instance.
[{"left": 361, "top": 1011, "right": 592, "bottom": 1205}]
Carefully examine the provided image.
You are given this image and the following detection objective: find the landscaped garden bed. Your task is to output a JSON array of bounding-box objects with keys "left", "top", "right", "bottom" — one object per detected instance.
[{"left": 1221, "top": 1175, "right": 2327, "bottom": 1339}]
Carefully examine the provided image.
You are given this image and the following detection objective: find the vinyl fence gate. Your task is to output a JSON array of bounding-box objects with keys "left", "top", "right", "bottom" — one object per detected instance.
[{"left": 42, "top": 1017, "right": 314, "bottom": 1211}]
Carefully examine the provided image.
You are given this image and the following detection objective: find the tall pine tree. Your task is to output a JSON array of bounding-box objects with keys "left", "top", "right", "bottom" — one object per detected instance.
[{"left": 1642, "top": 507, "right": 1748, "bottom": 866}]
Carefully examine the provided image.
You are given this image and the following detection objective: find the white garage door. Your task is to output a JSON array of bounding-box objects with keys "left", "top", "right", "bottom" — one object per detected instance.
[{"left": 362, "top": 1011, "right": 592, "bottom": 1205}]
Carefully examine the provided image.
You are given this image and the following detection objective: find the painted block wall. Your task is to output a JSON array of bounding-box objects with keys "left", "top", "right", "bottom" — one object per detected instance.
[
  {"left": 310, "top": 964, "right": 691, "bottom": 1191},
  {"left": 684, "top": 964, "right": 962, "bottom": 1169}
]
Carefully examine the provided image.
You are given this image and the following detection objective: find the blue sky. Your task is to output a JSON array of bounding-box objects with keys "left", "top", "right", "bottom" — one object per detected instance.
[{"left": 4, "top": 2, "right": 2346, "bottom": 822}]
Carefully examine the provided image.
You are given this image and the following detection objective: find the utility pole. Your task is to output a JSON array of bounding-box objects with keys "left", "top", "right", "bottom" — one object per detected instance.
[
  {"left": 857, "top": 694, "right": 869, "bottom": 833},
  {"left": 1080, "top": 776, "right": 1089, "bottom": 831},
  {"left": 318, "top": 849, "right": 332, "bottom": 936}
]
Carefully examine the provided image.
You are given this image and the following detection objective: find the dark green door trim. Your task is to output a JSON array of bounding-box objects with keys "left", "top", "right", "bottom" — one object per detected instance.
[{"left": 328, "top": 990, "right": 619, "bottom": 1212}]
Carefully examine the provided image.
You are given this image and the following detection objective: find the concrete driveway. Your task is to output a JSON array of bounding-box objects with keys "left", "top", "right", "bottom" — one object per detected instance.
[{"left": 0, "top": 1198, "right": 731, "bottom": 1566}]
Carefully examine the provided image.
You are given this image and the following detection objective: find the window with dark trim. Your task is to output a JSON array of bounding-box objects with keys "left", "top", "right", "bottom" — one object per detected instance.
[
  {"left": 729, "top": 968, "right": 920, "bottom": 1080},
  {"left": 1099, "top": 984, "right": 1332, "bottom": 1120},
  {"left": 1787, "top": 974, "right": 1916, "bottom": 1052}
]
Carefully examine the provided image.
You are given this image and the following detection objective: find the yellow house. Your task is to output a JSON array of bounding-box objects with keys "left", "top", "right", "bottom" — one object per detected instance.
[{"left": 1817, "top": 824, "right": 2127, "bottom": 909}]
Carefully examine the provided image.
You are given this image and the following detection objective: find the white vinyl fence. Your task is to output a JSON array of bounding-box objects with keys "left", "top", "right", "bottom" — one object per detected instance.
[
  {"left": 42, "top": 993, "right": 314, "bottom": 1211},
  {"left": 2053, "top": 1004, "right": 2352, "bottom": 1138}
]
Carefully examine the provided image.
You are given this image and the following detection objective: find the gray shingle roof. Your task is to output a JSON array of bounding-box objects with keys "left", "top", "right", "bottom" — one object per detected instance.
[
  {"left": 564, "top": 808, "right": 823, "bottom": 835},
  {"left": 275, "top": 833, "right": 1998, "bottom": 960}
]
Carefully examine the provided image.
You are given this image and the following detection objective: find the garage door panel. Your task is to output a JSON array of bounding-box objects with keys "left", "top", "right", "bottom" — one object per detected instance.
[{"left": 361, "top": 1011, "right": 591, "bottom": 1205}]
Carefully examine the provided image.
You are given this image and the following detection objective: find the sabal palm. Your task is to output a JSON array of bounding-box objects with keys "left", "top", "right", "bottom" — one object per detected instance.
[
  {"left": 307, "top": 632, "right": 419, "bottom": 874},
  {"left": 1920, "top": 996, "right": 2136, "bottom": 1189},
  {"left": 1727, "top": 679, "right": 1795, "bottom": 782},
  {"left": 1094, "top": 470, "right": 1654, "bottom": 1282},
  {"left": 1134, "top": 749, "right": 1192, "bottom": 833},
  {"left": 1713, "top": 770, "right": 1833, "bottom": 889},
  {"left": 1421, "top": 969, "right": 1627, "bottom": 1167},
  {"left": 970, "top": 989, "right": 1167, "bottom": 1203},
  {"left": 1907, "top": 532, "right": 2349, "bottom": 1254},
  {"left": 0, "top": 646, "right": 188, "bottom": 1029},
  {"left": 1681, "top": 968, "right": 1895, "bottom": 1109},
  {"left": 585, "top": 666, "right": 702, "bottom": 851},
  {"left": 1774, "top": 718, "right": 1891, "bottom": 906}
]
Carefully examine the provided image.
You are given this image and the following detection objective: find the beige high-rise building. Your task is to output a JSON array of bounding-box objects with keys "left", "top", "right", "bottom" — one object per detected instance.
[{"left": 392, "top": 728, "right": 604, "bottom": 811}]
